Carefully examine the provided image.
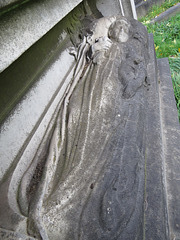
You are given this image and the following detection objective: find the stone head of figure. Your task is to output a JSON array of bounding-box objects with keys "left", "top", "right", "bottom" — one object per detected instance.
[{"left": 108, "top": 18, "right": 131, "bottom": 43}]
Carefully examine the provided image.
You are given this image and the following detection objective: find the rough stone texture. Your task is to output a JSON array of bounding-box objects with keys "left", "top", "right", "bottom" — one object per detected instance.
[
  {"left": 0, "top": 0, "right": 83, "bottom": 72},
  {"left": 158, "top": 58, "right": 180, "bottom": 240},
  {"left": 0, "top": 0, "right": 95, "bottom": 181},
  {"left": 144, "top": 33, "right": 169, "bottom": 240},
  {"left": 96, "top": 0, "right": 121, "bottom": 17},
  {"left": 0, "top": 1, "right": 97, "bottom": 184},
  {"left": 0, "top": 0, "right": 25, "bottom": 10},
  {"left": 0, "top": 0, "right": 138, "bottom": 73},
  {"left": 1, "top": 15, "right": 178, "bottom": 239},
  {"left": 150, "top": 3, "right": 180, "bottom": 23},
  {"left": 0, "top": 0, "right": 90, "bottom": 125},
  {"left": 0, "top": 228, "right": 35, "bottom": 240},
  {"left": 0, "top": 1, "right": 180, "bottom": 239}
]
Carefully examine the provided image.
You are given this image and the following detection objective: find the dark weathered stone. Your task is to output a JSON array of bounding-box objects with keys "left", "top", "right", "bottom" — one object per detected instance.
[
  {"left": 158, "top": 58, "right": 180, "bottom": 240},
  {"left": 143, "top": 33, "right": 169, "bottom": 240},
  {"left": 0, "top": 16, "right": 150, "bottom": 239}
]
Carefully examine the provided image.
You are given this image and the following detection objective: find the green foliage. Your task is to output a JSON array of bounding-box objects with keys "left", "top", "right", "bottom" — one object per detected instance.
[
  {"left": 139, "top": 0, "right": 180, "bottom": 121},
  {"left": 144, "top": 14, "right": 180, "bottom": 58},
  {"left": 169, "top": 56, "right": 180, "bottom": 119},
  {"left": 139, "top": 0, "right": 180, "bottom": 22}
]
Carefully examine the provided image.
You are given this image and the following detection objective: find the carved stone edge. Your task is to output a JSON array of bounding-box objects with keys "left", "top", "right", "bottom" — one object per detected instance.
[
  {"left": 144, "top": 33, "right": 169, "bottom": 239},
  {"left": 158, "top": 58, "right": 180, "bottom": 240}
]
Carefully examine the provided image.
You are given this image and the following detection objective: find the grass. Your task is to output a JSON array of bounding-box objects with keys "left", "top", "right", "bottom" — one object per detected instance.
[
  {"left": 139, "top": 0, "right": 179, "bottom": 21},
  {"left": 169, "top": 55, "right": 180, "bottom": 119},
  {"left": 139, "top": 0, "right": 180, "bottom": 120}
]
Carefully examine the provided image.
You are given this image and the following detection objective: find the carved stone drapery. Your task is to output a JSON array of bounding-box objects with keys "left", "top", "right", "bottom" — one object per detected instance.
[{"left": 0, "top": 16, "right": 150, "bottom": 240}]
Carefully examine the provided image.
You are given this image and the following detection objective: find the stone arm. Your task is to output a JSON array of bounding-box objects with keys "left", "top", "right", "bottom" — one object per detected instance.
[{"left": 119, "top": 57, "right": 147, "bottom": 99}]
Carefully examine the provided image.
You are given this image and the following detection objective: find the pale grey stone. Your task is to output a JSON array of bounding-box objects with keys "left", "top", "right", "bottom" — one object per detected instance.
[
  {"left": 0, "top": 0, "right": 83, "bottom": 72},
  {"left": 0, "top": 0, "right": 23, "bottom": 9},
  {"left": 0, "top": 16, "right": 151, "bottom": 239}
]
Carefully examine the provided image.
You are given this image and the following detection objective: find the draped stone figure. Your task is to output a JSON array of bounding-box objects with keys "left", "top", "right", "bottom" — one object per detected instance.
[{"left": 0, "top": 16, "right": 149, "bottom": 240}]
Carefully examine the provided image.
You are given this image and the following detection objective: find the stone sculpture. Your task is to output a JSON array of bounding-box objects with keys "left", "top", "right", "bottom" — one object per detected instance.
[{"left": 0, "top": 16, "right": 149, "bottom": 239}]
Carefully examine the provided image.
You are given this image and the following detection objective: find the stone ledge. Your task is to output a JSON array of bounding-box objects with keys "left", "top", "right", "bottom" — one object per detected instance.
[
  {"left": 0, "top": 0, "right": 29, "bottom": 12},
  {"left": 158, "top": 58, "right": 180, "bottom": 240},
  {"left": 0, "top": 0, "right": 83, "bottom": 73}
]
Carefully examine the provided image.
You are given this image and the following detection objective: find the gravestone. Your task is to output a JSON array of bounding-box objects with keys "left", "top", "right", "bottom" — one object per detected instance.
[{"left": 0, "top": 0, "right": 180, "bottom": 239}]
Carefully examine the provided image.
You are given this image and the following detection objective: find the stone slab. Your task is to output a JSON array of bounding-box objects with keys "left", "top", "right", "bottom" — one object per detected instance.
[
  {"left": 158, "top": 58, "right": 180, "bottom": 240},
  {"left": 0, "top": 0, "right": 93, "bottom": 182},
  {"left": 0, "top": 13, "right": 179, "bottom": 239},
  {"left": 144, "top": 33, "right": 169, "bottom": 240},
  {"left": 0, "top": 0, "right": 87, "bottom": 125},
  {"left": 0, "top": 0, "right": 30, "bottom": 13},
  {"left": 0, "top": 0, "right": 83, "bottom": 72}
]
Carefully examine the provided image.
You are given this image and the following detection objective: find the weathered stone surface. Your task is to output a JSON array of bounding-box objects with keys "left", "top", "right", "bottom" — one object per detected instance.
[
  {"left": 0, "top": 3, "right": 180, "bottom": 238},
  {"left": 0, "top": 0, "right": 91, "bottom": 125},
  {"left": 0, "top": 0, "right": 25, "bottom": 10},
  {"left": 96, "top": 0, "right": 121, "bottom": 17},
  {"left": 0, "top": 2, "right": 94, "bottom": 183},
  {"left": 143, "top": 33, "right": 169, "bottom": 240},
  {"left": 1, "top": 14, "right": 177, "bottom": 239},
  {"left": 158, "top": 58, "right": 180, "bottom": 240},
  {"left": 0, "top": 16, "right": 149, "bottom": 239},
  {"left": 0, "top": 0, "right": 83, "bottom": 72},
  {"left": 0, "top": 228, "right": 35, "bottom": 240}
]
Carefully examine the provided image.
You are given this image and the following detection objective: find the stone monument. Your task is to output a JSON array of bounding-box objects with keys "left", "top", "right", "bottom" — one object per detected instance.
[{"left": 0, "top": 0, "right": 180, "bottom": 239}]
